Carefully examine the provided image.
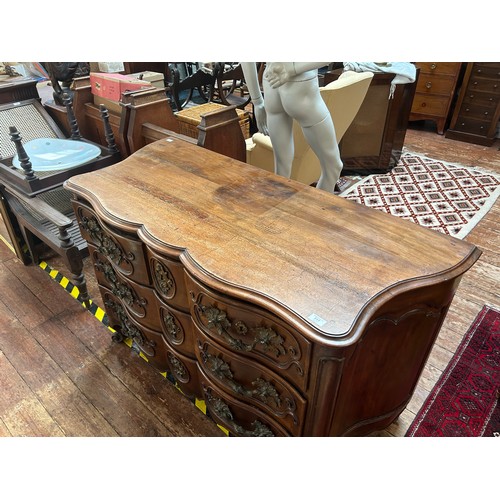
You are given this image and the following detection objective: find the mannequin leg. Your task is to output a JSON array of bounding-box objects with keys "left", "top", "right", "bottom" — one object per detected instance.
[
  {"left": 301, "top": 115, "right": 343, "bottom": 193},
  {"left": 262, "top": 79, "right": 296, "bottom": 178},
  {"left": 267, "top": 112, "right": 294, "bottom": 178},
  {"left": 278, "top": 77, "right": 343, "bottom": 192}
]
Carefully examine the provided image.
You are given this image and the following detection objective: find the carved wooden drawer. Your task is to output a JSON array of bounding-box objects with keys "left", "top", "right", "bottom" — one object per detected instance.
[
  {"left": 186, "top": 273, "right": 311, "bottom": 392},
  {"left": 195, "top": 328, "right": 307, "bottom": 435},
  {"left": 101, "top": 286, "right": 200, "bottom": 397},
  {"left": 147, "top": 248, "right": 190, "bottom": 313},
  {"left": 92, "top": 246, "right": 160, "bottom": 331},
  {"left": 100, "top": 286, "right": 163, "bottom": 364},
  {"left": 199, "top": 372, "right": 290, "bottom": 437},
  {"left": 157, "top": 298, "right": 197, "bottom": 359},
  {"left": 73, "top": 200, "right": 150, "bottom": 286}
]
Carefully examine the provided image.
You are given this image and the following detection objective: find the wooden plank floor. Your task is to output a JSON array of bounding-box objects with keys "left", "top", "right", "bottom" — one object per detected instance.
[{"left": 0, "top": 121, "right": 498, "bottom": 437}]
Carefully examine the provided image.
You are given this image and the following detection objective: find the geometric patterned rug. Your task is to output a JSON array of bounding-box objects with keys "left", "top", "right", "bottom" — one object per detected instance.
[
  {"left": 405, "top": 305, "right": 500, "bottom": 437},
  {"left": 340, "top": 151, "right": 500, "bottom": 239}
]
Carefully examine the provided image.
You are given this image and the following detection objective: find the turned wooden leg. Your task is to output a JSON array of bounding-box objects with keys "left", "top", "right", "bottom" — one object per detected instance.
[{"left": 58, "top": 226, "right": 91, "bottom": 307}]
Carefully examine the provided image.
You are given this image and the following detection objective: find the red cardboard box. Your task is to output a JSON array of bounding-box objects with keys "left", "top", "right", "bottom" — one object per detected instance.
[{"left": 90, "top": 72, "right": 153, "bottom": 102}]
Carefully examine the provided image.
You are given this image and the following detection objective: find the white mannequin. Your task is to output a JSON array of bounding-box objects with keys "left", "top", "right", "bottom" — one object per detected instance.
[{"left": 241, "top": 62, "right": 343, "bottom": 193}]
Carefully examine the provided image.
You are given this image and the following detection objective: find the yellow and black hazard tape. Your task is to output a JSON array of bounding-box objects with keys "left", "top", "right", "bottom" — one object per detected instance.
[
  {"left": 34, "top": 254, "right": 229, "bottom": 435},
  {"left": 1, "top": 233, "right": 228, "bottom": 435}
]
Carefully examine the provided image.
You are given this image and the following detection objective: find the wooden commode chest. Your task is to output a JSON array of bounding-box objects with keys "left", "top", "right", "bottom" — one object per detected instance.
[{"left": 64, "top": 138, "right": 480, "bottom": 436}]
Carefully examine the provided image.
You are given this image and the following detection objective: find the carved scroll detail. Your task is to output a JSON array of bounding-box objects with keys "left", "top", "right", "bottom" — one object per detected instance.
[
  {"left": 167, "top": 352, "right": 189, "bottom": 383},
  {"left": 104, "top": 298, "right": 156, "bottom": 358},
  {"left": 95, "top": 259, "right": 147, "bottom": 315},
  {"left": 79, "top": 213, "right": 135, "bottom": 268},
  {"left": 198, "top": 342, "right": 298, "bottom": 423},
  {"left": 160, "top": 308, "right": 184, "bottom": 345},
  {"left": 194, "top": 301, "right": 303, "bottom": 375},
  {"left": 203, "top": 385, "right": 275, "bottom": 437},
  {"left": 152, "top": 259, "right": 175, "bottom": 298}
]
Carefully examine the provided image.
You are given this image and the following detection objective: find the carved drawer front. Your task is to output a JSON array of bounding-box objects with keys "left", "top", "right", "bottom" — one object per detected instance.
[
  {"left": 186, "top": 273, "right": 311, "bottom": 392},
  {"left": 100, "top": 287, "right": 201, "bottom": 397},
  {"left": 157, "top": 299, "right": 197, "bottom": 359},
  {"left": 199, "top": 371, "right": 290, "bottom": 437},
  {"left": 147, "top": 248, "right": 190, "bottom": 313},
  {"left": 72, "top": 200, "right": 150, "bottom": 286},
  {"left": 195, "top": 328, "right": 306, "bottom": 435},
  {"left": 161, "top": 345, "right": 201, "bottom": 399},
  {"left": 99, "top": 286, "right": 165, "bottom": 367},
  {"left": 92, "top": 247, "right": 160, "bottom": 331}
]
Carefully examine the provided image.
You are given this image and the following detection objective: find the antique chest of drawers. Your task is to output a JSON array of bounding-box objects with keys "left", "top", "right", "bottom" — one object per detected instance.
[
  {"left": 409, "top": 62, "right": 463, "bottom": 134},
  {"left": 64, "top": 138, "right": 480, "bottom": 437},
  {"left": 446, "top": 62, "right": 500, "bottom": 146}
]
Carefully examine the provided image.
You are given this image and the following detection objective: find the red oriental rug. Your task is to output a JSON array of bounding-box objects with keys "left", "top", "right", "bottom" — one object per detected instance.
[
  {"left": 339, "top": 151, "right": 500, "bottom": 239},
  {"left": 406, "top": 305, "right": 500, "bottom": 437}
]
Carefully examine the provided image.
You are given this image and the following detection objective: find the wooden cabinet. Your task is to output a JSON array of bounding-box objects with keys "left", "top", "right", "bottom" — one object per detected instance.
[
  {"left": 445, "top": 62, "right": 500, "bottom": 146},
  {"left": 325, "top": 70, "right": 418, "bottom": 175},
  {"left": 65, "top": 138, "right": 480, "bottom": 437},
  {"left": 410, "top": 62, "right": 463, "bottom": 134}
]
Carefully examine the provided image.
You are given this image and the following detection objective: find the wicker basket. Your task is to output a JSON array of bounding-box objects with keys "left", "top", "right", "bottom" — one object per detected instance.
[{"left": 176, "top": 102, "right": 250, "bottom": 139}]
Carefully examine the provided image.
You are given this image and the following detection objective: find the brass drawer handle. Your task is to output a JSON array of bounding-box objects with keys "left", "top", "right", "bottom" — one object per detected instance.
[
  {"left": 425, "top": 82, "right": 432, "bottom": 89},
  {"left": 430, "top": 63, "right": 437, "bottom": 70}
]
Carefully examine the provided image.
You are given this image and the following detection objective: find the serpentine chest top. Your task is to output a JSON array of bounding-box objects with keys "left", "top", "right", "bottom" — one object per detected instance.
[{"left": 64, "top": 138, "right": 480, "bottom": 437}]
